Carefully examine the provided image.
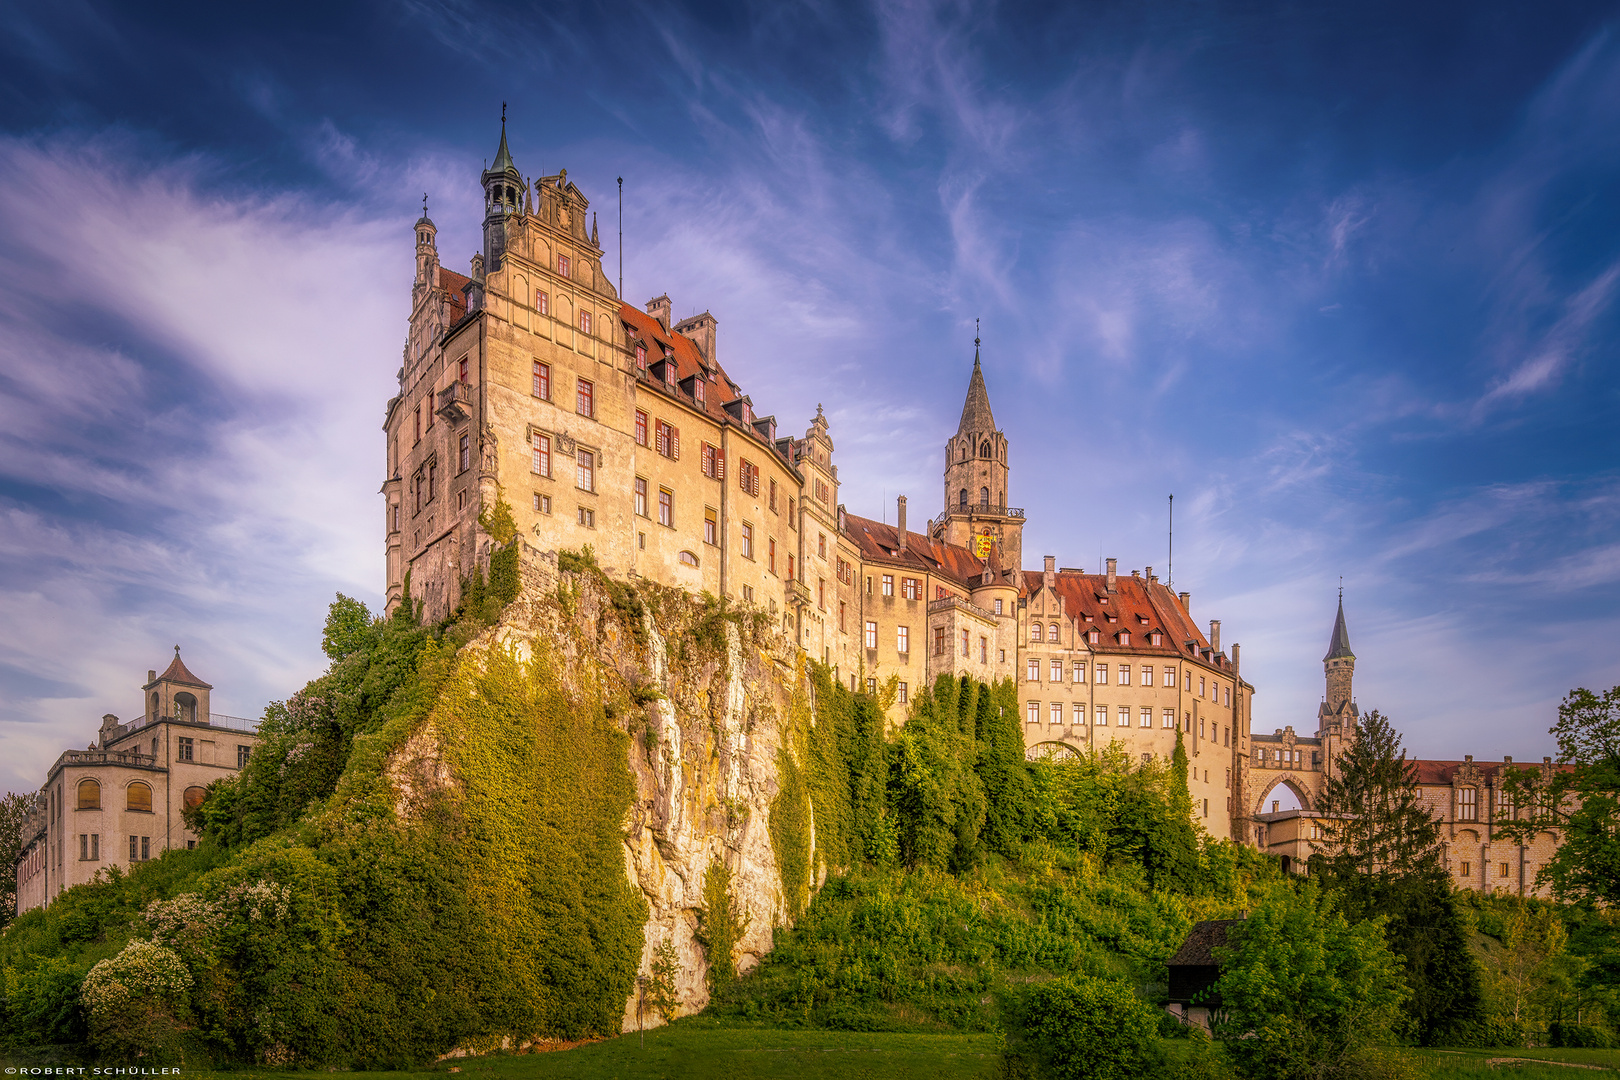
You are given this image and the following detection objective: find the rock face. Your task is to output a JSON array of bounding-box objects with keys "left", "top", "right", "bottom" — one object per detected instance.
[{"left": 429, "top": 548, "right": 810, "bottom": 1031}]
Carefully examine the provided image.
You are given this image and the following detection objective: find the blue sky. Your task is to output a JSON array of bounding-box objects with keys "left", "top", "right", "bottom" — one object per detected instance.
[{"left": 2, "top": 0, "right": 1619, "bottom": 799}]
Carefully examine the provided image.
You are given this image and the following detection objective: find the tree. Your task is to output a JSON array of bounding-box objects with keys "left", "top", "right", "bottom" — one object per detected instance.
[
  {"left": 695, "top": 857, "right": 751, "bottom": 995},
  {"left": 1215, "top": 883, "right": 1409, "bottom": 1080},
  {"left": 0, "top": 788, "right": 36, "bottom": 926},
  {"left": 1312, "top": 710, "right": 1441, "bottom": 879},
  {"left": 1497, "top": 686, "right": 1620, "bottom": 905},
  {"left": 320, "top": 593, "right": 373, "bottom": 661},
  {"left": 1020, "top": 974, "right": 1159, "bottom": 1080},
  {"left": 1311, "top": 710, "right": 1484, "bottom": 1044}
]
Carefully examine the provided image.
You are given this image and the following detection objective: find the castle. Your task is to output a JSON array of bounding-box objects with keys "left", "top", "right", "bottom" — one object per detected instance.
[
  {"left": 381, "top": 119, "right": 1560, "bottom": 886},
  {"left": 13, "top": 650, "right": 262, "bottom": 914}
]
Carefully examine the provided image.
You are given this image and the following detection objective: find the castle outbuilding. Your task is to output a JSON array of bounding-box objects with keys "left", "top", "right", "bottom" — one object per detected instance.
[{"left": 13, "top": 649, "right": 261, "bottom": 914}]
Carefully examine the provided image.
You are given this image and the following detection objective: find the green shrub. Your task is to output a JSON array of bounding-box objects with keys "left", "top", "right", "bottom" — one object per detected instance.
[
  {"left": 1549, "top": 1021, "right": 1614, "bottom": 1048},
  {"left": 1020, "top": 974, "right": 1158, "bottom": 1080}
]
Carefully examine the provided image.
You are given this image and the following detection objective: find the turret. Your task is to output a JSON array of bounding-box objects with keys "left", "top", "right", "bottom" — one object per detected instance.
[
  {"left": 413, "top": 196, "right": 439, "bottom": 302},
  {"left": 935, "top": 326, "right": 1022, "bottom": 570},
  {"left": 480, "top": 109, "right": 526, "bottom": 273},
  {"left": 1323, "top": 592, "right": 1356, "bottom": 719}
]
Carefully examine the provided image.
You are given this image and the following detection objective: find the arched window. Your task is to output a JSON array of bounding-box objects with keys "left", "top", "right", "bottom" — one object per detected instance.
[
  {"left": 175, "top": 691, "right": 197, "bottom": 723},
  {"left": 183, "top": 786, "right": 207, "bottom": 811},
  {"left": 958, "top": 488, "right": 968, "bottom": 508},
  {"left": 678, "top": 550, "right": 699, "bottom": 567},
  {"left": 150, "top": 692, "right": 159, "bottom": 720},
  {"left": 980, "top": 441, "right": 992, "bottom": 458},
  {"left": 1031, "top": 623, "right": 1043, "bottom": 642},
  {"left": 127, "top": 781, "right": 153, "bottom": 813},
  {"left": 77, "top": 779, "right": 100, "bottom": 810},
  {"left": 1049, "top": 623, "right": 1060, "bottom": 641},
  {"left": 980, "top": 487, "right": 989, "bottom": 506}
]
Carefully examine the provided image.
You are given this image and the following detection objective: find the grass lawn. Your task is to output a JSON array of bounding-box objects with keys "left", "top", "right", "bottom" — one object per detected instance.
[
  {"left": 1407, "top": 1046, "right": 1620, "bottom": 1076},
  {"left": 180, "top": 1024, "right": 1005, "bottom": 1080}
]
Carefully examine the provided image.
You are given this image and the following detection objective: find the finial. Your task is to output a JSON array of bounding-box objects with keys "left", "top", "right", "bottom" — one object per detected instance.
[
  {"left": 975, "top": 316, "right": 980, "bottom": 348},
  {"left": 501, "top": 101, "right": 507, "bottom": 126},
  {"left": 1339, "top": 576, "right": 1343, "bottom": 601},
  {"left": 174, "top": 644, "right": 180, "bottom": 656},
  {"left": 423, "top": 192, "right": 428, "bottom": 216}
]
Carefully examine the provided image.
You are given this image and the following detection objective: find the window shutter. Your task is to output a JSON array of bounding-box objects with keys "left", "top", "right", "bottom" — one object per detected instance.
[
  {"left": 656, "top": 425, "right": 667, "bottom": 456},
  {"left": 716, "top": 451, "right": 725, "bottom": 480},
  {"left": 671, "top": 427, "right": 680, "bottom": 459}
]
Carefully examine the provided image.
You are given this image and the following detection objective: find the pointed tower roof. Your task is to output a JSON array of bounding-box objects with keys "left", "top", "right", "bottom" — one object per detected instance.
[
  {"left": 492, "top": 118, "right": 516, "bottom": 174},
  {"left": 957, "top": 329, "right": 996, "bottom": 435},
  {"left": 1323, "top": 595, "right": 1354, "bottom": 662},
  {"left": 146, "top": 646, "right": 212, "bottom": 690}
]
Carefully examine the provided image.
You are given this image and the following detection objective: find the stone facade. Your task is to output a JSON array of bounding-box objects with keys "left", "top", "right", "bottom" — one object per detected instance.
[
  {"left": 1247, "top": 598, "right": 1566, "bottom": 896},
  {"left": 386, "top": 122, "right": 1257, "bottom": 841},
  {"left": 13, "top": 649, "right": 261, "bottom": 914}
]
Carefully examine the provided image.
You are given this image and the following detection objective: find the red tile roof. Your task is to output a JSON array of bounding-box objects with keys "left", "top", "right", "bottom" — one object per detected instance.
[
  {"left": 620, "top": 304, "right": 737, "bottom": 424},
  {"left": 1407, "top": 759, "right": 1574, "bottom": 785},
  {"left": 841, "top": 515, "right": 989, "bottom": 590},
  {"left": 1039, "top": 572, "right": 1222, "bottom": 664},
  {"left": 150, "top": 649, "right": 211, "bottom": 690},
  {"left": 438, "top": 266, "right": 471, "bottom": 321}
]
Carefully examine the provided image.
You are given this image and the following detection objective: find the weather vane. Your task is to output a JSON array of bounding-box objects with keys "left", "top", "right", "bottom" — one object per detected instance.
[{"left": 974, "top": 316, "right": 980, "bottom": 348}]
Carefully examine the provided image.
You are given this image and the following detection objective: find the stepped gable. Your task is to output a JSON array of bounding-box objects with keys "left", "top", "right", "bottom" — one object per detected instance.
[
  {"left": 149, "top": 649, "right": 211, "bottom": 690},
  {"left": 1038, "top": 571, "right": 1222, "bottom": 663},
  {"left": 842, "top": 513, "right": 986, "bottom": 589}
]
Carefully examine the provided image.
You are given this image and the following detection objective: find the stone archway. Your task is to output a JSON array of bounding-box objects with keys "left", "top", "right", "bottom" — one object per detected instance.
[
  {"left": 1254, "top": 773, "right": 1316, "bottom": 815},
  {"left": 1025, "top": 740, "right": 1082, "bottom": 763}
]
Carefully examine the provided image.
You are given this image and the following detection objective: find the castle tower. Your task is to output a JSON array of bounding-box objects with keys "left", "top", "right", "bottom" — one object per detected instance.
[
  {"left": 480, "top": 111, "right": 525, "bottom": 274},
  {"left": 935, "top": 333, "right": 1023, "bottom": 571},
  {"left": 1324, "top": 592, "right": 1355, "bottom": 715},
  {"left": 140, "top": 646, "right": 212, "bottom": 728}
]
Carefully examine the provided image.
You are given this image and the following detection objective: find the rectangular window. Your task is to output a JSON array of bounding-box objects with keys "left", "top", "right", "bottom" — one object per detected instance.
[
  {"left": 994, "top": 598, "right": 1004, "bottom": 615},
  {"left": 742, "top": 584, "right": 753, "bottom": 602},
  {"left": 768, "top": 537, "right": 777, "bottom": 573},
  {"left": 961, "top": 629, "right": 970, "bottom": 657},
  {"left": 580, "top": 311, "right": 592, "bottom": 334},
  {"left": 177, "top": 737, "right": 194, "bottom": 761},
  {"left": 1027, "top": 701, "right": 1040, "bottom": 725},
  {"left": 897, "top": 626, "right": 909, "bottom": 653},
  {"left": 459, "top": 433, "right": 470, "bottom": 472},
  {"left": 558, "top": 254, "right": 570, "bottom": 277},
  {"left": 1047, "top": 659, "right": 1060, "bottom": 681},
  {"left": 1072, "top": 661, "right": 1083, "bottom": 682},
  {"left": 839, "top": 602, "right": 846, "bottom": 632},
  {"left": 899, "top": 577, "right": 917, "bottom": 599},
  {"left": 1458, "top": 788, "right": 1478, "bottom": 822},
  {"left": 656, "top": 421, "right": 680, "bottom": 459},
  {"left": 535, "top": 289, "right": 549, "bottom": 316},
  {"left": 1117, "top": 665, "right": 1129, "bottom": 685},
  {"left": 576, "top": 378, "right": 593, "bottom": 417},
  {"left": 458, "top": 357, "right": 469, "bottom": 383},
  {"left": 1460, "top": 861, "right": 1472, "bottom": 877},
  {"left": 1141, "top": 664, "right": 1153, "bottom": 686},
  {"left": 1498, "top": 862, "right": 1510, "bottom": 878},
  {"left": 702, "top": 442, "right": 725, "bottom": 479},
  {"left": 413, "top": 405, "right": 421, "bottom": 444},
  {"left": 1141, "top": 707, "right": 1153, "bottom": 728},
  {"left": 980, "top": 637, "right": 988, "bottom": 663},
  {"left": 141, "top": 836, "right": 150, "bottom": 861},
  {"left": 1051, "top": 702, "right": 1064, "bottom": 725},
  {"left": 1200, "top": 676, "right": 1207, "bottom": 697},
  {"left": 738, "top": 459, "right": 760, "bottom": 497},
  {"left": 704, "top": 507, "right": 717, "bottom": 545},
  {"left": 1118, "top": 706, "right": 1130, "bottom": 727},
  {"left": 1027, "top": 659, "right": 1040, "bottom": 681},
  {"left": 635, "top": 343, "right": 646, "bottom": 370},
  {"left": 237, "top": 745, "right": 251, "bottom": 768},
  {"left": 819, "top": 534, "right": 828, "bottom": 560},
  {"left": 882, "top": 575, "right": 894, "bottom": 597},
  {"left": 898, "top": 682, "right": 908, "bottom": 704},
  {"left": 635, "top": 410, "right": 648, "bottom": 446},
  {"left": 1164, "top": 708, "right": 1176, "bottom": 728},
  {"left": 1164, "top": 666, "right": 1176, "bottom": 687},
  {"left": 867, "top": 678, "right": 878, "bottom": 695},
  {"left": 534, "top": 493, "right": 551, "bottom": 514},
  {"left": 934, "top": 626, "right": 946, "bottom": 654},
  {"left": 532, "top": 433, "right": 551, "bottom": 476},
  {"left": 1095, "top": 663, "right": 1106, "bottom": 684},
  {"left": 658, "top": 487, "right": 673, "bottom": 527},
  {"left": 1224, "top": 687, "right": 1231, "bottom": 706},
  {"left": 1095, "top": 704, "right": 1107, "bottom": 726},
  {"left": 864, "top": 621, "right": 878, "bottom": 649},
  {"left": 634, "top": 477, "right": 648, "bottom": 517},
  {"left": 1074, "top": 704, "right": 1085, "bottom": 726},
  {"left": 79, "top": 833, "right": 87, "bottom": 860},
  {"left": 575, "top": 448, "right": 594, "bottom": 491},
  {"left": 741, "top": 522, "right": 754, "bottom": 558},
  {"left": 130, "top": 835, "right": 138, "bottom": 860},
  {"left": 577, "top": 506, "right": 595, "bottom": 527}
]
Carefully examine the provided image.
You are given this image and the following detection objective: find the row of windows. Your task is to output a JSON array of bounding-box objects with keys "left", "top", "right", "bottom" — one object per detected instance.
[
  {"left": 531, "top": 283, "right": 605, "bottom": 336},
  {"left": 70, "top": 779, "right": 211, "bottom": 812},
  {"left": 530, "top": 362, "right": 596, "bottom": 417},
  {"left": 1021, "top": 662, "right": 1231, "bottom": 700},
  {"left": 1031, "top": 622, "right": 1165, "bottom": 648},
  {"left": 1023, "top": 705, "right": 1232, "bottom": 743},
  {"left": 1256, "top": 747, "right": 1314, "bottom": 767},
  {"left": 1457, "top": 860, "right": 1518, "bottom": 879}
]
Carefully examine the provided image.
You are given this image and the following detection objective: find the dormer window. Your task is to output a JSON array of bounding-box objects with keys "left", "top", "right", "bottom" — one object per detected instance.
[
  {"left": 694, "top": 379, "right": 705, "bottom": 403},
  {"left": 636, "top": 344, "right": 647, "bottom": 370},
  {"left": 1119, "top": 632, "right": 1131, "bottom": 645},
  {"left": 1088, "top": 630, "right": 1100, "bottom": 645},
  {"left": 1151, "top": 632, "right": 1163, "bottom": 647}
]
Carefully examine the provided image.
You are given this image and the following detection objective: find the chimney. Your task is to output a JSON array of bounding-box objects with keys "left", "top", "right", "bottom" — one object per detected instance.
[
  {"left": 1209, "top": 620, "right": 1221, "bottom": 653},
  {"left": 1231, "top": 642, "right": 1240, "bottom": 673},
  {"left": 1043, "top": 555, "right": 1055, "bottom": 590},
  {"left": 646, "top": 293, "right": 672, "bottom": 330},
  {"left": 1145, "top": 565, "right": 1154, "bottom": 584},
  {"left": 148, "top": 669, "right": 156, "bottom": 684},
  {"left": 897, "top": 495, "right": 908, "bottom": 551},
  {"left": 1272, "top": 800, "right": 1280, "bottom": 813},
  {"left": 1178, "top": 591, "right": 1190, "bottom": 613},
  {"left": 1106, "top": 557, "right": 1117, "bottom": 593},
  {"left": 1504, "top": 755, "right": 1512, "bottom": 764},
  {"left": 675, "top": 311, "right": 718, "bottom": 365}
]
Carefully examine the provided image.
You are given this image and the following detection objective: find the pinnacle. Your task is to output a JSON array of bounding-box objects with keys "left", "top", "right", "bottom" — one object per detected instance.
[
  {"left": 1323, "top": 595, "right": 1354, "bottom": 662},
  {"left": 957, "top": 352, "right": 996, "bottom": 435}
]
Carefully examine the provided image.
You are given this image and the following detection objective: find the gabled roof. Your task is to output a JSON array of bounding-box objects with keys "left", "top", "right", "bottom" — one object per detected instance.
[
  {"left": 1039, "top": 572, "right": 1222, "bottom": 664},
  {"left": 437, "top": 266, "right": 470, "bottom": 323},
  {"left": 957, "top": 351, "right": 996, "bottom": 435},
  {"left": 1406, "top": 759, "right": 1574, "bottom": 785},
  {"left": 1168, "top": 919, "right": 1239, "bottom": 967},
  {"left": 147, "top": 648, "right": 211, "bottom": 690}
]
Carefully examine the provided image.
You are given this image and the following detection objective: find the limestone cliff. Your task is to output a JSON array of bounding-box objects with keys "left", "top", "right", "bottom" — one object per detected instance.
[{"left": 390, "top": 547, "right": 812, "bottom": 1032}]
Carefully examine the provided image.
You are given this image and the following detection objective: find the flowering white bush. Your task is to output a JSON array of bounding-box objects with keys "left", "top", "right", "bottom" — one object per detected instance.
[
  {"left": 224, "top": 880, "right": 291, "bottom": 922},
  {"left": 143, "top": 892, "right": 226, "bottom": 947},
  {"left": 81, "top": 939, "right": 192, "bottom": 1019}
]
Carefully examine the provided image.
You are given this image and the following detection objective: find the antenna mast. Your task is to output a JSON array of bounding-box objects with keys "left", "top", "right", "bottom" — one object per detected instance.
[
  {"left": 1168, "top": 494, "right": 1174, "bottom": 587},
  {"left": 617, "top": 176, "right": 624, "bottom": 299}
]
